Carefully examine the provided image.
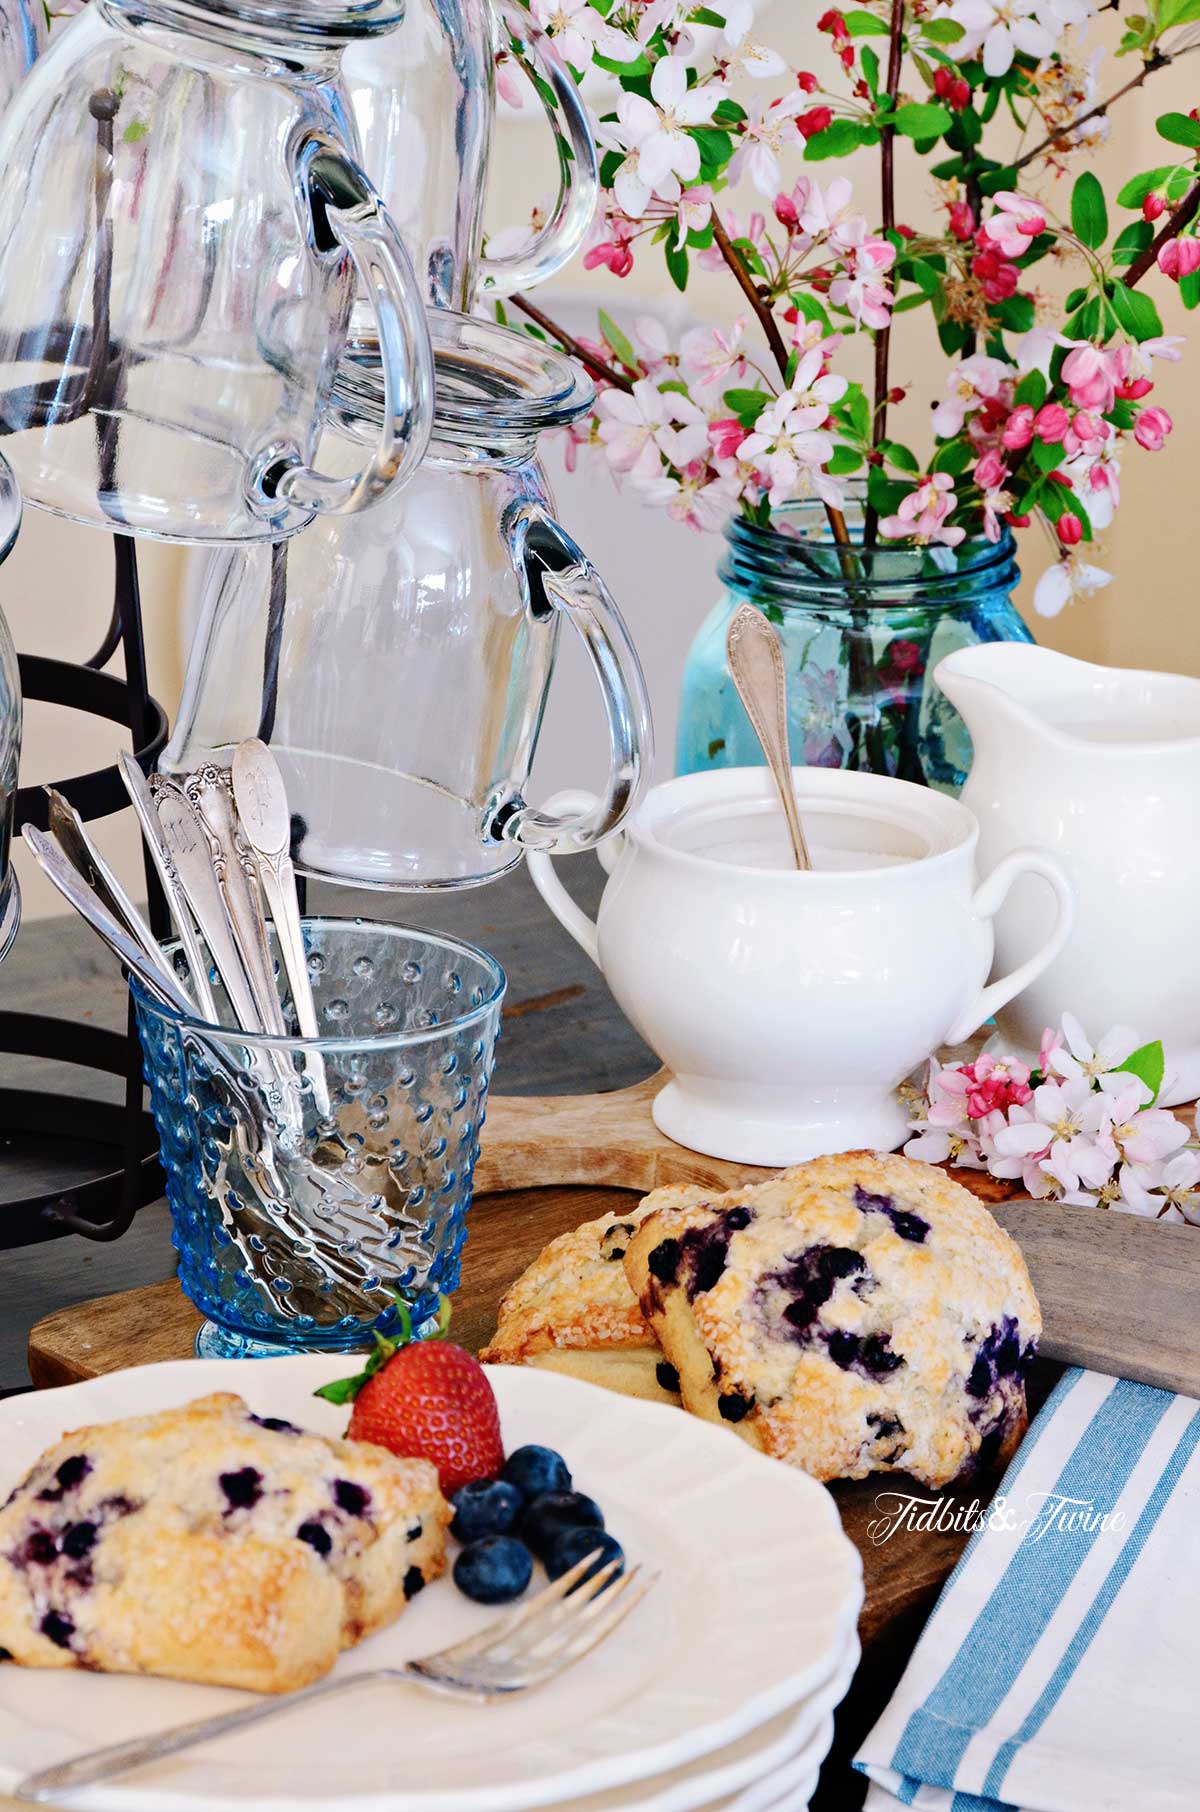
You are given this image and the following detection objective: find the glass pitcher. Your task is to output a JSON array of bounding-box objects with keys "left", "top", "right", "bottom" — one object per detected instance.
[
  {"left": 0, "top": 0, "right": 434, "bottom": 542},
  {"left": 165, "top": 312, "right": 652, "bottom": 890},
  {"left": 0, "top": 0, "right": 44, "bottom": 117},
  {"left": 0, "top": 452, "right": 22, "bottom": 962},
  {"left": 342, "top": 0, "right": 598, "bottom": 310}
]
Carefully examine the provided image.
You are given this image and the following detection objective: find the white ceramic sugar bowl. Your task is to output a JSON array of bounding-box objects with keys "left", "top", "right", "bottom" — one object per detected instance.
[{"left": 526, "top": 768, "right": 1074, "bottom": 1165}]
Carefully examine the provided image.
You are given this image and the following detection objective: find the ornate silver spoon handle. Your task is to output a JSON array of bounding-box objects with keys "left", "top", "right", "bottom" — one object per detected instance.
[{"left": 726, "top": 603, "right": 812, "bottom": 872}]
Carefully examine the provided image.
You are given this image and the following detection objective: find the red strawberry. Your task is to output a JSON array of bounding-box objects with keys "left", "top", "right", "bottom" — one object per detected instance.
[
  {"left": 347, "top": 1342, "right": 503, "bottom": 1494},
  {"left": 316, "top": 1301, "right": 503, "bottom": 1495}
]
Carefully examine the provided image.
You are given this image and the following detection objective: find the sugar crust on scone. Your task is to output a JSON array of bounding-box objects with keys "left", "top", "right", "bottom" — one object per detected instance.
[
  {"left": 0, "top": 1393, "right": 449, "bottom": 1693},
  {"left": 622, "top": 1152, "right": 1041, "bottom": 1489}
]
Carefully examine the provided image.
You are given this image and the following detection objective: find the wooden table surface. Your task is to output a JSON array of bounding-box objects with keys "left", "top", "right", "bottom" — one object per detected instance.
[{"left": 6, "top": 862, "right": 1026, "bottom": 1810}]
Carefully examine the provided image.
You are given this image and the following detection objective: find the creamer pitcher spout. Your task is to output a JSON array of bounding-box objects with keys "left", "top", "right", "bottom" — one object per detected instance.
[{"left": 933, "top": 642, "right": 1095, "bottom": 755}]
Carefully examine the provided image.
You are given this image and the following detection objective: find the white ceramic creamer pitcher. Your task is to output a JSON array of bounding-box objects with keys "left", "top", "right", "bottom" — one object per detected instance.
[{"left": 936, "top": 643, "right": 1200, "bottom": 1104}]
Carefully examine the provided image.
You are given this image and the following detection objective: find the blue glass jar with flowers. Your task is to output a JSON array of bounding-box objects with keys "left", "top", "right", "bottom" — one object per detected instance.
[{"left": 676, "top": 492, "right": 1030, "bottom": 792}]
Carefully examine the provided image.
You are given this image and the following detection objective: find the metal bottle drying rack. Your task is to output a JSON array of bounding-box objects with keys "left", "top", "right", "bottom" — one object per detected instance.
[{"left": 0, "top": 533, "right": 171, "bottom": 1248}]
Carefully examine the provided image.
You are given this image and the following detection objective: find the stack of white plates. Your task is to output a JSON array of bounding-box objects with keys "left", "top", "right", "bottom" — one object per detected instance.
[{"left": 0, "top": 1359, "right": 864, "bottom": 1812}]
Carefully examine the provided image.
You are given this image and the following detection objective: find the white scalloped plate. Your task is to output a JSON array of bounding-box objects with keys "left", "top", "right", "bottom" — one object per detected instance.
[{"left": 0, "top": 1359, "right": 862, "bottom": 1812}]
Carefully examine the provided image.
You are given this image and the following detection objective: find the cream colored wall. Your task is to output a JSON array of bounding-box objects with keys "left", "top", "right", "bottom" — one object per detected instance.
[{"left": 2, "top": 2, "right": 1195, "bottom": 922}]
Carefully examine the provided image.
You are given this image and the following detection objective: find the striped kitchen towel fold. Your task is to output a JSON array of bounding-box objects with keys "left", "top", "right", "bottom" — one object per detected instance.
[{"left": 855, "top": 1368, "right": 1200, "bottom": 1812}]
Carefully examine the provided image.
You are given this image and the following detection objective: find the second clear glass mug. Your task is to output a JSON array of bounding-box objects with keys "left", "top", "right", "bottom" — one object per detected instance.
[
  {"left": 165, "top": 311, "right": 652, "bottom": 889},
  {"left": 0, "top": 0, "right": 434, "bottom": 542}
]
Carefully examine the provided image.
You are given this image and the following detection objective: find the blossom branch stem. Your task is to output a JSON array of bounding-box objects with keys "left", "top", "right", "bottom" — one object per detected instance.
[
  {"left": 510, "top": 292, "right": 634, "bottom": 394},
  {"left": 1012, "top": 50, "right": 1171, "bottom": 171},
  {"left": 863, "top": 0, "right": 906, "bottom": 547},
  {"left": 1125, "top": 175, "right": 1200, "bottom": 286},
  {"left": 711, "top": 211, "right": 792, "bottom": 376}
]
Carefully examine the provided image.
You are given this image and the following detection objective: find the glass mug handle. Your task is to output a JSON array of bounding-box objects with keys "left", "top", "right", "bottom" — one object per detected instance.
[
  {"left": 477, "top": 0, "right": 600, "bottom": 297},
  {"left": 494, "top": 511, "right": 652, "bottom": 854},
  {"left": 253, "top": 139, "right": 435, "bottom": 519}
]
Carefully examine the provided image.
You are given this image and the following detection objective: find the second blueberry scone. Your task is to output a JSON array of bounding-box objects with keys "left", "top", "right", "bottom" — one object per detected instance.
[{"left": 622, "top": 1152, "right": 1041, "bottom": 1488}]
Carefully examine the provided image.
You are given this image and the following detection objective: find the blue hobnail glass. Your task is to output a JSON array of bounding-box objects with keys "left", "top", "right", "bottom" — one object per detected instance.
[
  {"left": 677, "top": 495, "right": 1031, "bottom": 792},
  {"left": 133, "top": 917, "right": 505, "bottom": 1359}
]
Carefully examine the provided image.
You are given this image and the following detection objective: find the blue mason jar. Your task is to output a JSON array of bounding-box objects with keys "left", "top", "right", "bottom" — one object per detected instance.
[{"left": 677, "top": 497, "right": 1031, "bottom": 792}]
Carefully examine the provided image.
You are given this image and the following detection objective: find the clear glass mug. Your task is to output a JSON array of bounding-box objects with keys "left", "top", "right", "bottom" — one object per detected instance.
[
  {"left": 0, "top": 0, "right": 435, "bottom": 541},
  {"left": 0, "top": 451, "right": 21, "bottom": 963},
  {"left": 342, "top": 0, "right": 599, "bottom": 309},
  {"left": 165, "top": 312, "right": 652, "bottom": 889}
]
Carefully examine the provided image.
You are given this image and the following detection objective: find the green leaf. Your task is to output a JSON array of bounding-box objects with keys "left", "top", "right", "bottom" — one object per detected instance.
[
  {"left": 843, "top": 381, "right": 871, "bottom": 440},
  {"left": 597, "top": 309, "right": 637, "bottom": 371},
  {"left": 664, "top": 238, "right": 689, "bottom": 292},
  {"left": 688, "top": 126, "right": 732, "bottom": 179},
  {"left": 992, "top": 293, "right": 1035, "bottom": 331},
  {"left": 1014, "top": 369, "right": 1047, "bottom": 408},
  {"left": 883, "top": 440, "right": 920, "bottom": 473},
  {"left": 122, "top": 119, "right": 148, "bottom": 143},
  {"left": 790, "top": 289, "right": 832, "bottom": 329},
  {"left": 1112, "top": 1039, "right": 1166, "bottom": 1105},
  {"left": 1108, "top": 281, "right": 1164, "bottom": 341},
  {"left": 931, "top": 438, "right": 973, "bottom": 475},
  {"left": 842, "top": 7, "right": 890, "bottom": 32},
  {"left": 1158, "top": 110, "right": 1200, "bottom": 149},
  {"left": 593, "top": 48, "right": 653, "bottom": 78},
  {"left": 826, "top": 445, "right": 864, "bottom": 474},
  {"left": 1182, "top": 268, "right": 1200, "bottom": 310},
  {"left": 1064, "top": 296, "right": 1102, "bottom": 338},
  {"left": 861, "top": 44, "right": 880, "bottom": 94},
  {"left": 1160, "top": 0, "right": 1200, "bottom": 25},
  {"left": 712, "top": 97, "right": 746, "bottom": 127},
  {"left": 723, "top": 386, "right": 769, "bottom": 426},
  {"left": 690, "top": 4, "right": 727, "bottom": 24},
  {"left": 1111, "top": 220, "right": 1154, "bottom": 265},
  {"left": 1071, "top": 170, "right": 1108, "bottom": 249},
  {"left": 1116, "top": 165, "right": 1176, "bottom": 209},
  {"left": 866, "top": 468, "right": 911, "bottom": 516},
  {"left": 892, "top": 102, "right": 953, "bottom": 140},
  {"left": 804, "top": 120, "right": 872, "bottom": 161},
  {"left": 1031, "top": 438, "right": 1065, "bottom": 473},
  {"left": 921, "top": 16, "right": 965, "bottom": 40}
]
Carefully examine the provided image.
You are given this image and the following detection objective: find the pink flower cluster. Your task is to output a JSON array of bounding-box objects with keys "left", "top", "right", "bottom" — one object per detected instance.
[{"left": 904, "top": 1017, "right": 1198, "bottom": 1219}]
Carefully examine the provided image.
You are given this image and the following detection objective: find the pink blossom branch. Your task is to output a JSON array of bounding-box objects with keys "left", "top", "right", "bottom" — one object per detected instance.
[
  {"left": 1125, "top": 175, "right": 1200, "bottom": 286},
  {"left": 863, "top": 0, "right": 906, "bottom": 546},
  {"left": 511, "top": 291, "right": 635, "bottom": 393},
  {"left": 1012, "top": 50, "right": 1172, "bottom": 171}
]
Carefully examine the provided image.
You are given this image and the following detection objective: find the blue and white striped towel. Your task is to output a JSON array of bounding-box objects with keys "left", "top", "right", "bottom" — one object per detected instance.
[{"left": 855, "top": 1369, "right": 1200, "bottom": 1812}]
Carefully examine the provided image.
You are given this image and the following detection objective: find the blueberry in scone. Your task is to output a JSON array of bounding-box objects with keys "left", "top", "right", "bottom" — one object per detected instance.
[
  {"left": 0, "top": 1393, "right": 449, "bottom": 1692},
  {"left": 622, "top": 1152, "right": 1041, "bottom": 1488}
]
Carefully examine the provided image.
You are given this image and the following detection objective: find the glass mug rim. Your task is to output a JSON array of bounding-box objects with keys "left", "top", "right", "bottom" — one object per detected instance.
[{"left": 130, "top": 916, "right": 507, "bottom": 1052}]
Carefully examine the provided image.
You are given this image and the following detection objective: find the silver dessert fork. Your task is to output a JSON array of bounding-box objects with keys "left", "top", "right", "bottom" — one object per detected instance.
[{"left": 15, "top": 1553, "right": 654, "bottom": 1804}]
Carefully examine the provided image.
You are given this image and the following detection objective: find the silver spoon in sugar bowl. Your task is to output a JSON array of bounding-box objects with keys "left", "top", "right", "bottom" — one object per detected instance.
[{"left": 725, "top": 602, "right": 813, "bottom": 871}]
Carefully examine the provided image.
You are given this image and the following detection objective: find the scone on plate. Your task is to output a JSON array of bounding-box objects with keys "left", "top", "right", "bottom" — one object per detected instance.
[
  {"left": 481, "top": 1198, "right": 697, "bottom": 1405},
  {"left": 0, "top": 1393, "right": 448, "bottom": 1693},
  {"left": 623, "top": 1152, "right": 1041, "bottom": 1489}
]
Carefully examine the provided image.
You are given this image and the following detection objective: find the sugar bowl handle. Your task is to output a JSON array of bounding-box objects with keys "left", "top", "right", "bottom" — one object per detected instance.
[
  {"left": 498, "top": 510, "right": 652, "bottom": 857},
  {"left": 944, "top": 848, "right": 1075, "bottom": 1046},
  {"left": 526, "top": 793, "right": 627, "bottom": 967},
  {"left": 256, "top": 140, "right": 434, "bottom": 519},
  {"left": 477, "top": 0, "right": 600, "bottom": 296}
]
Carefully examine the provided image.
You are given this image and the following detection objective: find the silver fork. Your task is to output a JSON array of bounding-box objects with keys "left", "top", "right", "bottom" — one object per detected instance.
[{"left": 15, "top": 1553, "right": 654, "bottom": 1804}]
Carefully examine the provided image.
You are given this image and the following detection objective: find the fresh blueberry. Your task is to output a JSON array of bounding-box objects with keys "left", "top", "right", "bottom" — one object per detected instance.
[
  {"left": 500, "top": 1445, "right": 572, "bottom": 1500},
  {"left": 718, "top": 1390, "right": 754, "bottom": 1423},
  {"left": 403, "top": 1565, "right": 425, "bottom": 1599},
  {"left": 655, "top": 1361, "right": 681, "bottom": 1395},
  {"left": 24, "top": 1530, "right": 57, "bottom": 1565},
  {"left": 519, "top": 1491, "right": 604, "bottom": 1561},
  {"left": 450, "top": 1479, "right": 524, "bottom": 1544},
  {"left": 55, "top": 1456, "right": 90, "bottom": 1492},
  {"left": 453, "top": 1536, "right": 534, "bottom": 1605},
  {"left": 544, "top": 1527, "right": 625, "bottom": 1590},
  {"left": 40, "top": 1610, "right": 74, "bottom": 1649}
]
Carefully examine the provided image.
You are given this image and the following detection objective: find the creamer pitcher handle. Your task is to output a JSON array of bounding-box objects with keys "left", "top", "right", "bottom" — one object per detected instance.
[
  {"left": 945, "top": 849, "right": 1075, "bottom": 1046},
  {"left": 498, "top": 511, "right": 652, "bottom": 855},
  {"left": 255, "top": 140, "right": 434, "bottom": 519},
  {"left": 525, "top": 793, "right": 610, "bottom": 967},
  {"left": 477, "top": 0, "right": 600, "bottom": 297}
]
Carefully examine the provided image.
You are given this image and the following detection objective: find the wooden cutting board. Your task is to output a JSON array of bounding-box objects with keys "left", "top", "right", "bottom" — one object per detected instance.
[{"left": 476, "top": 1069, "right": 1200, "bottom": 1401}]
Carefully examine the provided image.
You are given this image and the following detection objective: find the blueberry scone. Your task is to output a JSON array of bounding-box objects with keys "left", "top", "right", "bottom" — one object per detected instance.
[
  {"left": 0, "top": 1393, "right": 449, "bottom": 1692},
  {"left": 481, "top": 1198, "right": 692, "bottom": 1405},
  {"left": 623, "top": 1153, "right": 1041, "bottom": 1488}
]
